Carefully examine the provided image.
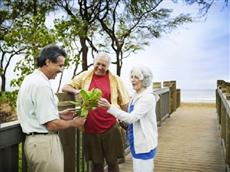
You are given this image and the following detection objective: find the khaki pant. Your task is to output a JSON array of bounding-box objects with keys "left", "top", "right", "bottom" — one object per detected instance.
[{"left": 24, "top": 134, "right": 64, "bottom": 172}]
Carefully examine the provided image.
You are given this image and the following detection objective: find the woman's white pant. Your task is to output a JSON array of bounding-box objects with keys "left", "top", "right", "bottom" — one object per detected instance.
[{"left": 132, "top": 157, "right": 154, "bottom": 172}]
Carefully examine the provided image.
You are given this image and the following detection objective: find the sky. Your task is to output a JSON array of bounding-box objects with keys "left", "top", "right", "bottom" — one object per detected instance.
[
  {"left": 53, "top": 0, "right": 230, "bottom": 94},
  {"left": 117, "top": 1, "right": 230, "bottom": 92},
  {"left": 3, "top": 1, "right": 230, "bottom": 94}
]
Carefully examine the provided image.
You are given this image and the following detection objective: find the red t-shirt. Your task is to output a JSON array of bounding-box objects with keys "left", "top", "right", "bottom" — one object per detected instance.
[{"left": 84, "top": 73, "right": 116, "bottom": 133}]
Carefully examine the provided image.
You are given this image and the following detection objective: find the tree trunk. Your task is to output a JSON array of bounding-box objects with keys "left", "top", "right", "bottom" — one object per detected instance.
[
  {"left": 56, "top": 72, "right": 64, "bottom": 93},
  {"left": 1, "top": 74, "right": 6, "bottom": 91},
  {"left": 80, "top": 37, "right": 88, "bottom": 71},
  {"left": 116, "top": 50, "right": 121, "bottom": 76}
]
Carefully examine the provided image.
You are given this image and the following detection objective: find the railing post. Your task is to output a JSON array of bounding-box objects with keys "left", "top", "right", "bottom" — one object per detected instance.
[
  {"left": 58, "top": 93, "right": 77, "bottom": 172},
  {"left": 154, "top": 88, "right": 171, "bottom": 125},
  {"left": 153, "top": 82, "right": 161, "bottom": 89},
  {"left": 57, "top": 92, "right": 89, "bottom": 172},
  {"left": 176, "top": 89, "right": 181, "bottom": 108},
  {"left": 163, "top": 81, "right": 177, "bottom": 114}
]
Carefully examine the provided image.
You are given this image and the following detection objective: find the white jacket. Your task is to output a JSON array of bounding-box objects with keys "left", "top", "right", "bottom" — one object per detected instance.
[{"left": 108, "top": 89, "right": 158, "bottom": 154}]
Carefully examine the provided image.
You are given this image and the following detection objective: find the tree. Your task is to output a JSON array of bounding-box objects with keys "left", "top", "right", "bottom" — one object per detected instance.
[
  {"left": 96, "top": 0, "right": 192, "bottom": 75},
  {"left": 0, "top": 0, "right": 27, "bottom": 91},
  {"left": 175, "top": 0, "right": 229, "bottom": 16},
  {"left": 50, "top": 0, "right": 192, "bottom": 76},
  {"left": 0, "top": 43, "right": 25, "bottom": 91},
  {"left": 1, "top": 0, "right": 227, "bottom": 93},
  {"left": 11, "top": 13, "right": 56, "bottom": 90},
  {"left": 48, "top": 0, "right": 228, "bottom": 77},
  {"left": 51, "top": 0, "right": 102, "bottom": 73},
  {"left": 0, "top": 0, "right": 56, "bottom": 92},
  {"left": 96, "top": 0, "right": 229, "bottom": 75}
]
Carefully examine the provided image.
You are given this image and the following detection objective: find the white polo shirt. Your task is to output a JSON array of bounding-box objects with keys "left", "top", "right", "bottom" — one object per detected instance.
[{"left": 17, "top": 69, "right": 59, "bottom": 134}]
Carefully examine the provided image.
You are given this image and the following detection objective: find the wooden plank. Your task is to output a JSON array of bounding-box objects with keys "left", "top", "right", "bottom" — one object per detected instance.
[
  {"left": 0, "top": 122, "right": 25, "bottom": 148},
  {"left": 119, "top": 104, "right": 226, "bottom": 172},
  {"left": 0, "top": 145, "right": 19, "bottom": 172}
]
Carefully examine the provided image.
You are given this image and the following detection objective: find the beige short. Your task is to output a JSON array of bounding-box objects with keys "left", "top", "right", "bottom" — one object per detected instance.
[
  {"left": 84, "top": 124, "right": 124, "bottom": 164},
  {"left": 24, "top": 134, "right": 64, "bottom": 172}
]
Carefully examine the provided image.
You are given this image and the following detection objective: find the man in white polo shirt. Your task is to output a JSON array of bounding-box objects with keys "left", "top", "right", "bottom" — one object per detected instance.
[{"left": 17, "top": 44, "right": 85, "bottom": 172}]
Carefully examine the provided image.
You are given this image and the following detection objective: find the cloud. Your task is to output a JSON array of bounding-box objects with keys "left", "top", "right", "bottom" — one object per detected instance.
[{"left": 120, "top": 3, "right": 229, "bottom": 90}]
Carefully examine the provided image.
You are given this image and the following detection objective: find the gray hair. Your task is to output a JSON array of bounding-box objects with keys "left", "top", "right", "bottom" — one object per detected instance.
[
  {"left": 130, "top": 65, "right": 153, "bottom": 88},
  {"left": 37, "top": 44, "right": 67, "bottom": 67},
  {"left": 94, "top": 52, "right": 111, "bottom": 66}
]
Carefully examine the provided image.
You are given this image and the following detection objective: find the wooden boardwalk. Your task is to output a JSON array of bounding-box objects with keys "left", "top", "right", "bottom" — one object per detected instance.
[{"left": 119, "top": 103, "right": 226, "bottom": 172}]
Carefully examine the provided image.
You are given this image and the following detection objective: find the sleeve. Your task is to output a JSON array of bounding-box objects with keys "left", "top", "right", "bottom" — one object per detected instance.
[
  {"left": 108, "top": 94, "right": 155, "bottom": 123},
  {"left": 33, "top": 85, "right": 59, "bottom": 124},
  {"left": 68, "top": 74, "right": 82, "bottom": 89}
]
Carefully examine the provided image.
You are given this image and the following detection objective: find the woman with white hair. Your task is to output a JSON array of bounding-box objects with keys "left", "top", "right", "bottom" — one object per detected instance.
[{"left": 98, "top": 65, "right": 159, "bottom": 172}]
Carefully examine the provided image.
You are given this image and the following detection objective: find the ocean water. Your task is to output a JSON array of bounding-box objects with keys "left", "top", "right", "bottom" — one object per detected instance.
[{"left": 181, "top": 89, "right": 215, "bottom": 103}]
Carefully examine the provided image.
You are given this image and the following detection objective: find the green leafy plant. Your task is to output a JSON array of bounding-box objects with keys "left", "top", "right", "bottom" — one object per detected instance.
[
  {"left": 70, "top": 88, "right": 102, "bottom": 117},
  {"left": 0, "top": 91, "right": 18, "bottom": 108}
]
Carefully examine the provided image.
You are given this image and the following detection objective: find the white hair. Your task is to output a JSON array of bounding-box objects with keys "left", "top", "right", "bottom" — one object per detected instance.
[
  {"left": 94, "top": 52, "right": 111, "bottom": 66},
  {"left": 130, "top": 65, "right": 153, "bottom": 88}
]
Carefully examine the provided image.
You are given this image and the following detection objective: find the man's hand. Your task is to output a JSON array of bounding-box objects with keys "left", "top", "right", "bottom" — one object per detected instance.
[
  {"left": 59, "top": 108, "right": 75, "bottom": 120},
  {"left": 72, "top": 116, "right": 86, "bottom": 128}
]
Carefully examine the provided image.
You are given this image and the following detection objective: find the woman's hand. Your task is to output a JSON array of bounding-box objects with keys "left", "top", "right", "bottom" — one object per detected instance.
[
  {"left": 59, "top": 108, "right": 75, "bottom": 120},
  {"left": 97, "top": 98, "right": 111, "bottom": 109}
]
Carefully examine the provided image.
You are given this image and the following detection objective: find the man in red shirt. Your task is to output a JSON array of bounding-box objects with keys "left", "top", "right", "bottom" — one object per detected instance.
[{"left": 62, "top": 53, "right": 129, "bottom": 172}]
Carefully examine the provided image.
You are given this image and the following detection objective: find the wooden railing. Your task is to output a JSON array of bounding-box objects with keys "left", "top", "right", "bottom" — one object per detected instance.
[
  {"left": 0, "top": 121, "right": 26, "bottom": 172},
  {"left": 0, "top": 85, "right": 180, "bottom": 172},
  {"left": 216, "top": 80, "right": 230, "bottom": 172},
  {"left": 155, "top": 88, "right": 170, "bottom": 126}
]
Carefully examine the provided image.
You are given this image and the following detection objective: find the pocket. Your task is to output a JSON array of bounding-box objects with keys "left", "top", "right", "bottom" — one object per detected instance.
[{"left": 25, "top": 136, "right": 50, "bottom": 164}]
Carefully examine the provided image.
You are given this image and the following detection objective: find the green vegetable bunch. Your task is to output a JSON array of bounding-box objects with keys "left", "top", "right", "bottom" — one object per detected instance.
[{"left": 71, "top": 88, "right": 102, "bottom": 117}]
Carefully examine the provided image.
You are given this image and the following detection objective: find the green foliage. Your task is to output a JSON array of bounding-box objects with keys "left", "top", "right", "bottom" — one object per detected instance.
[
  {"left": 0, "top": 0, "right": 216, "bottom": 94},
  {"left": 9, "top": 12, "right": 56, "bottom": 89},
  {"left": 70, "top": 88, "right": 102, "bottom": 117},
  {"left": 0, "top": 91, "right": 18, "bottom": 108},
  {"left": 53, "top": 18, "right": 82, "bottom": 72},
  {"left": 11, "top": 57, "right": 34, "bottom": 90},
  {"left": 18, "top": 143, "right": 22, "bottom": 172},
  {"left": 1, "top": 1, "right": 56, "bottom": 91}
]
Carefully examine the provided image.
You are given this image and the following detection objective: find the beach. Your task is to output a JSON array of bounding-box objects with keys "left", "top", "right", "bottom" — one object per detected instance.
[{"left": 181, "top": 89, "right": 215, "bottom": 103}]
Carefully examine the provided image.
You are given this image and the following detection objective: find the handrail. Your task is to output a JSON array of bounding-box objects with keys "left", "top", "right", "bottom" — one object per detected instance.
[
  {"left": 217, "top": 89, "right": 230, "bottom": 117},
  {"left": 0, "top": 121, "right": 26, "bottom": 172},
  {"left": 154, "top": 87, "right": 169, "bottom": 94},
  {"left": 0, "top": 85, "right": 180, "bottom": 172},
  {"left": 216, "top": 80, "right": 230, "bottom": 171}
]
